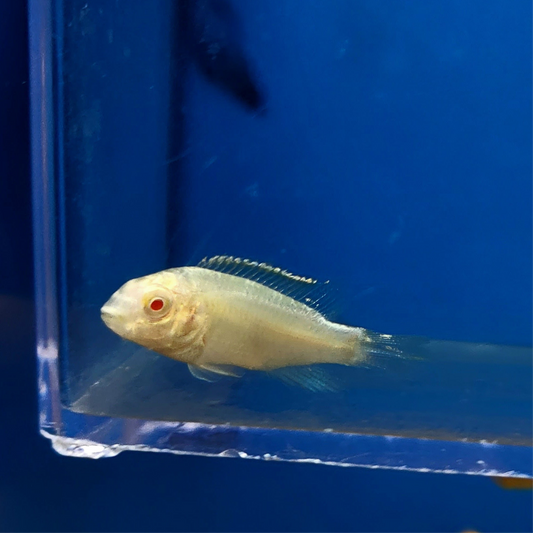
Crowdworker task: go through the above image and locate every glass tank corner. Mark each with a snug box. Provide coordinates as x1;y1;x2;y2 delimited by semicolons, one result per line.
30;0;532;477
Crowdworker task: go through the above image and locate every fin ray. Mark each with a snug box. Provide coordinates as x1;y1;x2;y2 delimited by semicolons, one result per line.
359;331;425;368
268;366;342;392
198;255;337;317
188;364;221;382
201;363;245;378
188;363;244;381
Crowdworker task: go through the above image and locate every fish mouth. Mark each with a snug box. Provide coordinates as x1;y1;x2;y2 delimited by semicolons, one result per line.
101;305;120;329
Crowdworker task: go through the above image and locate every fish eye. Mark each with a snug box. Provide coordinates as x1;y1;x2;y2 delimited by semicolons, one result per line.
143;289;173;319
150;298;165;312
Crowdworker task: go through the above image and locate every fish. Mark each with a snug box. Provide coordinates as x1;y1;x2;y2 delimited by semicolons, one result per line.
101;256;404;389
190;0;265;111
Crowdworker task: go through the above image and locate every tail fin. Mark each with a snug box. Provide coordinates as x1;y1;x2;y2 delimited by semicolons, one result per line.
358;330;424;369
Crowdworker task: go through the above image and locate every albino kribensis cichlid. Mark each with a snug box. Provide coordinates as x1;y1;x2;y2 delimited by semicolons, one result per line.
101;256;404;389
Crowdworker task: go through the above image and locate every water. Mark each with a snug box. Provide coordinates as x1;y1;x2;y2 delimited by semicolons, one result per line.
31;0;532;474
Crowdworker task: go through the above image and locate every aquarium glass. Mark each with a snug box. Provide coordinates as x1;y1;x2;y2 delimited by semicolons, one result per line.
30;0;532;476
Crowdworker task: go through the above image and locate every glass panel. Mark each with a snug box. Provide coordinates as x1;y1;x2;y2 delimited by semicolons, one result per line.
30;0;532;476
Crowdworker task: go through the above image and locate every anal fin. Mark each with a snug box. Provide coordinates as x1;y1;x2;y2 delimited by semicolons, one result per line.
268;366;341;393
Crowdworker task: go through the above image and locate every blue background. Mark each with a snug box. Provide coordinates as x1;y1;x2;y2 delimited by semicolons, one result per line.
48;0;532;453
2;0;532;531
56;0;531;349
179;0;532;348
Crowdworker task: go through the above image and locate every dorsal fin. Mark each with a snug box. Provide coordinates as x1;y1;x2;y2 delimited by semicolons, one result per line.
198;255;317;284
197;255;336;316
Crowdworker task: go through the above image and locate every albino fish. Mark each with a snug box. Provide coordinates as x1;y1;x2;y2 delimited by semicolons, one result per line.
101;256;403;388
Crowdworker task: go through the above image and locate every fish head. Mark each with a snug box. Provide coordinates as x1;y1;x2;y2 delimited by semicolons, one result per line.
101;269;207;362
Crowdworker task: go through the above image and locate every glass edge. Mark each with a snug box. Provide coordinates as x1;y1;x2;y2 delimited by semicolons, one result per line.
28;0;62;433
28;1;532;478
41;410;532;478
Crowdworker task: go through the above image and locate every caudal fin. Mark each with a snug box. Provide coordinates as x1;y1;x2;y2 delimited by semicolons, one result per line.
358;330;424;368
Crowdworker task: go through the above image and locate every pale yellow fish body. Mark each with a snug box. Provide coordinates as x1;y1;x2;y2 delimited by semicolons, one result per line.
182;267;365;370
100;257;386;382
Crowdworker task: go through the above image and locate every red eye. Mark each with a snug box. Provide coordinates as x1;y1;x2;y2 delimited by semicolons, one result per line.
150;298;164;312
